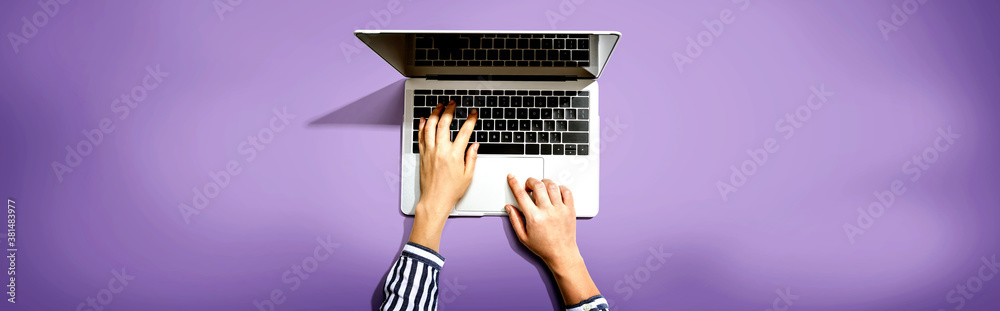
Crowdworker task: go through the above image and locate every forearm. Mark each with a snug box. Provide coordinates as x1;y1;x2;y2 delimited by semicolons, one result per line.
548;253;602;307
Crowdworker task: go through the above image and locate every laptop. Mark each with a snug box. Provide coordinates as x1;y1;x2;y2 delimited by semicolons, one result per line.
356;30;621;217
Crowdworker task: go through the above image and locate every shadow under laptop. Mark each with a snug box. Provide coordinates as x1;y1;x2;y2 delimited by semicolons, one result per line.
309;79;405;128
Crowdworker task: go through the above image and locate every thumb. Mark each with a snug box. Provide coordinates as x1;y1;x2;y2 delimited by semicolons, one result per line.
506;205;528;243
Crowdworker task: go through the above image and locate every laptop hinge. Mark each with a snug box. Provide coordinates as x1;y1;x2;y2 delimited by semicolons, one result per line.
425;75;578;82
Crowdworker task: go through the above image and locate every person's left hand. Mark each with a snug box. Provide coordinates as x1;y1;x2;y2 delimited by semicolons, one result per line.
416;100;479;220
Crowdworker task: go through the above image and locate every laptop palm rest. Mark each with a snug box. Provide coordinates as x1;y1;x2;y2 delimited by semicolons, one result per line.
452;157;544;216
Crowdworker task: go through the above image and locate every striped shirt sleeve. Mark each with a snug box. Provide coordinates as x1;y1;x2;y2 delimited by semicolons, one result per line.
566;295;610;311
380;242;446;311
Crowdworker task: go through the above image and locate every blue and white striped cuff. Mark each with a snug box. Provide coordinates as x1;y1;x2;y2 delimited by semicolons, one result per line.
401;242;446;270
566;295;609;311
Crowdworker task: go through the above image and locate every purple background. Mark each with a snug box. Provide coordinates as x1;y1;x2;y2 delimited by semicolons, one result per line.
2;0;999;310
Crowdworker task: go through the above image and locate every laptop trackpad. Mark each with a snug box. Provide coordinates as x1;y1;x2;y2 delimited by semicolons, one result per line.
454;157;544;214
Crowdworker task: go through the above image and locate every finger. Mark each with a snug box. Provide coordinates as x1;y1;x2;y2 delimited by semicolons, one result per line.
424;103;443;148
542;179;562;206
559;185;575;209
507;174;538;213
417;117;426;153
465;143;479;176
436;101;456;144
525;177;550;207
505;205;529;243
453;109;478;148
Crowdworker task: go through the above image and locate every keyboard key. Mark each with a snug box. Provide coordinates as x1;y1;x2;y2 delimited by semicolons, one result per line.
414;61;430;66
568;120;588;131
414;90;432;95
529;90;541;96
514;132;525;142
500;50;510;60
562;133;588;143
413;142;419;153
527;132;537;143
444;90;456;95
554;39;565;49
560;50;571;60
554;109;564;119
567;109;577;119
450;120;458;130
483;120;494;130
413;130;419;142
541;109;553;119
526;144;540;154
414;96;426;106
517;108;528;119
529;108;540;119
413;119;420;129
501;132;512;142
541;144;552;155
519;120;531;130
535;96;546;106
512;50;523;60
579;39;589;47
478;143;524;154
560;97;571;107
499;96;510;107
475;120;483;130
495;120;506;131
511;97;522;107
456;108;468;118
488;50;498;60
578;144;589;155
504;108;516;119
572;97;589;107
487;96;498;107
523;97;534;107
474;96;486;107
542;39;553;49
480;108;491;119
530;39;541;49
565;145;576;155
489;132;500;142
477;132;488;142
541;90;553;96
553;144;564;155
508;120;518;130
544;120;555;131
414;107;432;118
556;120;567;131
553;132;564;143
579;109;589;119
578;91;589;96
566;39;576;49
425;95;437;106
539;132;549;143
462;96;473;106
531;120;543;131
547;97;558;107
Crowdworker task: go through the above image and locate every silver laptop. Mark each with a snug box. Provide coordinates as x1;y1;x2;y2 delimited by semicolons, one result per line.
356;30;621;217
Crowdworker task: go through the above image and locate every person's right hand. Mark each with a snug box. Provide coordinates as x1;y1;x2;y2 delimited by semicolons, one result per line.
503;174;582;269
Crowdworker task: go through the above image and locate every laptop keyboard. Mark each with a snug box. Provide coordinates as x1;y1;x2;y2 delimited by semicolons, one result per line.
413;34;591;67
412;89;591;156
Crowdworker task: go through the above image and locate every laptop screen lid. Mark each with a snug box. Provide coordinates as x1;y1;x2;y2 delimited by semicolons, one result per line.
355;30;620;79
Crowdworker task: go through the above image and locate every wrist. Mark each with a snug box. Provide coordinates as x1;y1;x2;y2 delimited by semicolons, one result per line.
545;250;585;275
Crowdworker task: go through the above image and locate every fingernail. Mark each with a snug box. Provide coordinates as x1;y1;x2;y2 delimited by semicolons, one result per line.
507;173;514;179
471;109;478;115
474;143;480;150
